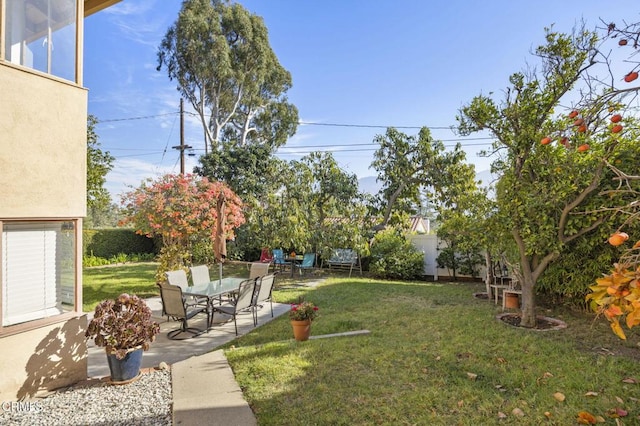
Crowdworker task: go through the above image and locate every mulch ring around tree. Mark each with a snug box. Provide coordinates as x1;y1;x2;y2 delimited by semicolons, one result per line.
496;312;567;331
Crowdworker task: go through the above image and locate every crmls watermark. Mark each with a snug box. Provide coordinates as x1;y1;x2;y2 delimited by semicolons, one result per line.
1;400;44;412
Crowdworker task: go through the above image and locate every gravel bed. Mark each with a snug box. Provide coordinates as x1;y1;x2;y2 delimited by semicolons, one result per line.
0;370;171;426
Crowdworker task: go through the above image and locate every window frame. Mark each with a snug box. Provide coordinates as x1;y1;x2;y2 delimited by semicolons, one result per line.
0;218;83;337
0;0;83;85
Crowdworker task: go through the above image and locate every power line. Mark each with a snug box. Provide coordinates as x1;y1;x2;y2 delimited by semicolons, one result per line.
96;112;179;123
98;110;460;131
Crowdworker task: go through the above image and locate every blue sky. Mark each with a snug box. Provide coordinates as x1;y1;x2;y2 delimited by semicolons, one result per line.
84;1;638;199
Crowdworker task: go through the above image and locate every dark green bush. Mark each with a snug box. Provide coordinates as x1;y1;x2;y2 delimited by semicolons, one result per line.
84;228;156;258
369;228;424;280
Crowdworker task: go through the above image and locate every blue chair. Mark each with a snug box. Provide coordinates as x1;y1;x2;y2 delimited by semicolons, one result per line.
272;249;291;272
297;253;316;275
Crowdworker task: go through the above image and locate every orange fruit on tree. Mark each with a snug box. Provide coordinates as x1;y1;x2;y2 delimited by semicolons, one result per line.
624;71;639;82
612;124;623;133
577;124;587;133
568;110;579;119
611;114;622;123
577;143;589;152
560;137;569;146
608;232;629;246
540;137;552;145
573;118;585;127
619;39;628;46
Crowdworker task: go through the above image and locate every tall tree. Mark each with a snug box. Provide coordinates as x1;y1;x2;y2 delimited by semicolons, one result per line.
458;27;640;327
157;0;298;152
86;115;115;227
370;127;466;231
297;152;367;258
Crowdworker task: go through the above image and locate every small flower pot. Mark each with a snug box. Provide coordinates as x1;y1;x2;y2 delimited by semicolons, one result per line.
504;292;520;309
291;320;311;341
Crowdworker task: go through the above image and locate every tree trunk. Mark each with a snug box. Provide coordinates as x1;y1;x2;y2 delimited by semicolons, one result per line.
485;251;492;296
520;272;536;328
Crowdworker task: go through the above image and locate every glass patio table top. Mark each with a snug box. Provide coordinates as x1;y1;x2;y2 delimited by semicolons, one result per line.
182;277;245;299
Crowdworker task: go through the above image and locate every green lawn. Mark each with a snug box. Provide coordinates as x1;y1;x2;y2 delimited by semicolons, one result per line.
224;279;640;425
82;263;640;424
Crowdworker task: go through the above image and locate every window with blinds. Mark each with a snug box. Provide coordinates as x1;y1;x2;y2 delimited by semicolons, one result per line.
2;221;76;326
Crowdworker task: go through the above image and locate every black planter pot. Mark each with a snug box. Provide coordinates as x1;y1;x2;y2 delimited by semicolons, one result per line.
106;348;143;383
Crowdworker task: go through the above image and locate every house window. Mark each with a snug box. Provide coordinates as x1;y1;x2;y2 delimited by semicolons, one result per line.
4;0;77;82
1;221;76;327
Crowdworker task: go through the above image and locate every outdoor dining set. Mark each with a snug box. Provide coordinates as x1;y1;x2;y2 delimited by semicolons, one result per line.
157;262;276;340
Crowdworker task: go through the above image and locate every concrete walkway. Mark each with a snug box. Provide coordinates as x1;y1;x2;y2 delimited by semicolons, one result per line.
87;295;292;425
86;279;329;424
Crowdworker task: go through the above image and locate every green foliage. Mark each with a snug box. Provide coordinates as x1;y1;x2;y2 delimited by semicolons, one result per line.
370;127;468;231
454;26;640;327
83;252;156;267
86;115;114;212
369;228;424;280
436;245;484;279
83;228;156;258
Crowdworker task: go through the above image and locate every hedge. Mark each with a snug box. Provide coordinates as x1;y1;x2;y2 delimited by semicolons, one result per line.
83;228;156;258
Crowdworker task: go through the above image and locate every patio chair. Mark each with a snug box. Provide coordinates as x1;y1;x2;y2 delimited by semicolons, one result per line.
212;278;257;335
166;269;208;308
272;249;291;272
190;264;222;305
157;283;210;340
259;247;273;263
249;262;270;280
297;253;316;275
253;272;277;321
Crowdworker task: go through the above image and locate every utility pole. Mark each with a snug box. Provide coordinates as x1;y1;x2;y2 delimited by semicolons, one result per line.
172;98;192;174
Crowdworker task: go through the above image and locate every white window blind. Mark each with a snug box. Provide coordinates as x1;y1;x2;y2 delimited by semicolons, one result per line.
2;222;64;326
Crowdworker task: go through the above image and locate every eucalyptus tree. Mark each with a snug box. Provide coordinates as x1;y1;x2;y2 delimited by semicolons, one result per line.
457;27;640;328
157;0;298;153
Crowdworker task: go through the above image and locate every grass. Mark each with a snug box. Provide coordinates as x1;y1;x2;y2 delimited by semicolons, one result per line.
224;279;640;425
82;263;640;424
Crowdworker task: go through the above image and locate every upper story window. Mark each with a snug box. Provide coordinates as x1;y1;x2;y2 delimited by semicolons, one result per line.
4;0;77;82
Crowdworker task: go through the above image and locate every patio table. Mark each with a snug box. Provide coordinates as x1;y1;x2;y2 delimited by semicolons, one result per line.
182;277;245;327
285;255;303;277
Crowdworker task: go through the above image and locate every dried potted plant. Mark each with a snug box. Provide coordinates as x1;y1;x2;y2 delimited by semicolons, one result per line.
85;293;160;383
289;301;319;341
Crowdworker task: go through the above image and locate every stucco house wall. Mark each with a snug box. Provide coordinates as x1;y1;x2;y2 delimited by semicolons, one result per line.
0;65;88;218
0;0;120;401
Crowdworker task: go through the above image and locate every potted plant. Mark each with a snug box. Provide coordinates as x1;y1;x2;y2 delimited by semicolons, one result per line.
85;293;160;383
289;301;319;341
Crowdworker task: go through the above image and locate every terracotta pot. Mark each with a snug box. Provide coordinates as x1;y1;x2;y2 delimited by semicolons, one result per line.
291;319;311;341
504;292;520;309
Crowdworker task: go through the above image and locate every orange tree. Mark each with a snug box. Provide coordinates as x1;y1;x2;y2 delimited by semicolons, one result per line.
120;174;244;281
581;19;640;339
458;25;640;328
